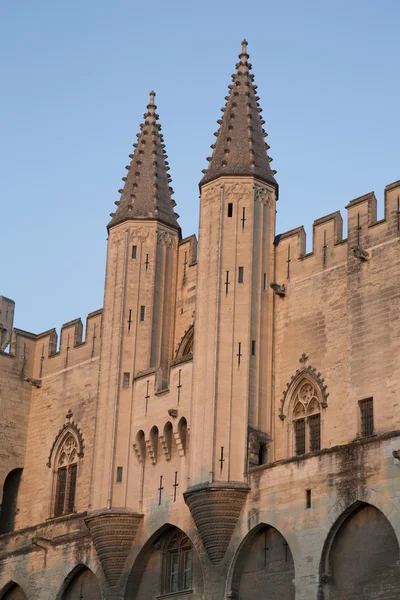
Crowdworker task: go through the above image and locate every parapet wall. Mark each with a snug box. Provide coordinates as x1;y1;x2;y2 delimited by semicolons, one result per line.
1;308;103;381
275;179;400;282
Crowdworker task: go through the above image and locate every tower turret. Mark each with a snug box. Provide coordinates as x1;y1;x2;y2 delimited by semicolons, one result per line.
87;93;180;587
185;41;277;564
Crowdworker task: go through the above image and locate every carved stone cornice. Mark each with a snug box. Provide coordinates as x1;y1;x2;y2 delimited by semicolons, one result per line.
85;509;143;587
184;482;249;564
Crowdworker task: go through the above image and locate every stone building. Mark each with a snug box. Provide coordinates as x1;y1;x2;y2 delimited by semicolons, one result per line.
1;40;400;600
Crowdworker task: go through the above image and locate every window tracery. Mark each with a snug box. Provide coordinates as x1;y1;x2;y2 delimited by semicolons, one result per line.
54;433;79;517
175;325;194;359
292;381;321;455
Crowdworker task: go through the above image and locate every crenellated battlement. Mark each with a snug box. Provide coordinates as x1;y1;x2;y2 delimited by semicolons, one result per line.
0;308;103;380
275;179;400;283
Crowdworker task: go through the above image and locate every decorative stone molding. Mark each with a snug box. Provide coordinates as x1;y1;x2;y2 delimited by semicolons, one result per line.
254;185;272;206
175;324;194;359
145;439;157;465
184;482;249;564
85;509;143;587
132;441;144;463
157;229;177;248
129;227;154;242
173;430;186;457
224;182;250;197
279;364;329;421
47;415;84;468
159;434;171;461
201;185;220;205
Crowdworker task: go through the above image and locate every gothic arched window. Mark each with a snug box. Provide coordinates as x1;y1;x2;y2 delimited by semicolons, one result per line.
292;381;321;455
163;533;193;594
54;433;79;517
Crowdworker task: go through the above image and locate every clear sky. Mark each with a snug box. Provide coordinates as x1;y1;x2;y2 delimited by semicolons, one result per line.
1;0;399;335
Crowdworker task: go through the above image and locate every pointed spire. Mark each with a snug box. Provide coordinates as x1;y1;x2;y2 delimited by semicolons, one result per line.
200;40;278;191
108;91;180;232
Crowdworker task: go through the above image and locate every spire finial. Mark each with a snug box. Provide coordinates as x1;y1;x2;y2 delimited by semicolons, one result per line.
239;39;249;65
200;40;278;194
108;92;180;233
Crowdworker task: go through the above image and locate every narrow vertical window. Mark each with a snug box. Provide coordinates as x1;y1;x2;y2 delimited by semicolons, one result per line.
306;489;311;509
54;467;67;517
238;266;244;284
309;414;321;451
251;340;256;356
360;398;374;437
227;203;233;217
294;419;306;456
258;443;268;465
123;372;130;388
140;306;145;321
131;245;137;259
53;433;79;517
263;273;266;290
116;467;123;483
164;533;193;594
67;463;77;513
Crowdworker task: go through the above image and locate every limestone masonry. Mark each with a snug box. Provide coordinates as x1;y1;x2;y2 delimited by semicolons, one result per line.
1;41;400;600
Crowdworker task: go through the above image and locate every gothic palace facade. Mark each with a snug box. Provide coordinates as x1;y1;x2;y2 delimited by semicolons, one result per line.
1;41;400;600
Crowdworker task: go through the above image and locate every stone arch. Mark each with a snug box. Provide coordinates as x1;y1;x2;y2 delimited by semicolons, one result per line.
149;426;159;464
161;421;173;460
279;364;329;421
318;501;400;600
0;468;23;534
55;565;101;600
133;429;146;463
229;523;295;599
177;417;187;454
280;368;327;457
0;582;27;600
47;420;84;468
175;324;194;359
124;524;204;599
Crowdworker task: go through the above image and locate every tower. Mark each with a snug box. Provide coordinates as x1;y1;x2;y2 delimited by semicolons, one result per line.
184;41;278;564
86;92;181;587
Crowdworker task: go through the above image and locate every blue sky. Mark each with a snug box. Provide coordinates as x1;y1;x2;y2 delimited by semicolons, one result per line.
1;0;399;334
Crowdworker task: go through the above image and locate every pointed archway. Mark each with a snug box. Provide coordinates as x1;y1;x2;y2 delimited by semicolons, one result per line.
0;583;27;600
230;524;295;599
124;525;204;599
319;502;400;599
59;566;101;600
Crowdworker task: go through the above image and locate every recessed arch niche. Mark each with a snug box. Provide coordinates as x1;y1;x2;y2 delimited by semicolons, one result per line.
0;583;27;600
124;524;204;600
58;566;101;600
230;524;295;600
319;502;400;600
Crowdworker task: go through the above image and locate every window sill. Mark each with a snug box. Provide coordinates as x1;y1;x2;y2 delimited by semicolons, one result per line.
157;590;193;599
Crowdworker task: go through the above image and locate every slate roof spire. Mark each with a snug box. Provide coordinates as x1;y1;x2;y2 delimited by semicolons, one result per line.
200;40;278;192
108;91;180;232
